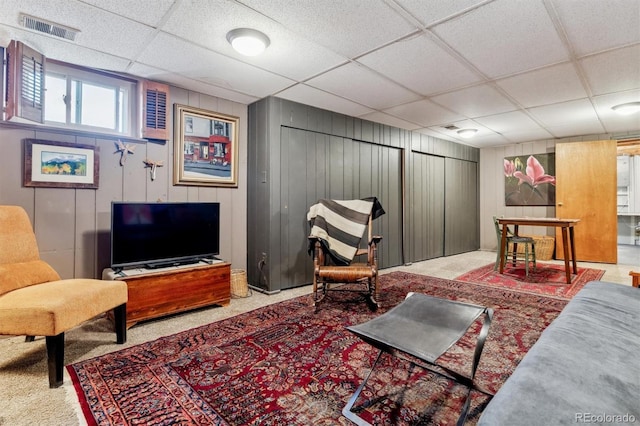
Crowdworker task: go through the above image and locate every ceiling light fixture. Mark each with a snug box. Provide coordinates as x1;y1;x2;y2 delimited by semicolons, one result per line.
226;28;270;56
457;129;478;138
612;102;640;116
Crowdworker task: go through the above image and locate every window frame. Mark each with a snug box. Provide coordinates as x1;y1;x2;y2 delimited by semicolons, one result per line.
44;60;137;137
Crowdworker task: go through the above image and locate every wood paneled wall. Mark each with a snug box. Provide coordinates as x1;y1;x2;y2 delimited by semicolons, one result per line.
0;87;248;279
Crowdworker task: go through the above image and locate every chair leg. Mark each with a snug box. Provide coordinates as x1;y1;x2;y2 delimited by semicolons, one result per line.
532;244;537;271
368;276;379;310
45;333;64;388
114;303;127;344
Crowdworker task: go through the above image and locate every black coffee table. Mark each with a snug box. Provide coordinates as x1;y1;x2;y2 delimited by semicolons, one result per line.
343;292;494;426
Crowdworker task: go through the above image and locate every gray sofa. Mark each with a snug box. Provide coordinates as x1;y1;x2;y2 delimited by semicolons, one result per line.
479;281;639;425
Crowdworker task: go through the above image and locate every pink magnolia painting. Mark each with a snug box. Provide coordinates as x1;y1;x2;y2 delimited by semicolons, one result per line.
504;154;556;206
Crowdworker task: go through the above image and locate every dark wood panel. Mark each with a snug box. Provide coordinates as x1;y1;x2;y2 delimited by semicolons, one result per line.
445;158;479;255
410;153;445;262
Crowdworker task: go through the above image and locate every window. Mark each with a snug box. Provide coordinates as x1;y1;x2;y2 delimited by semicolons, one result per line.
44;62;133;135
3;40;169;141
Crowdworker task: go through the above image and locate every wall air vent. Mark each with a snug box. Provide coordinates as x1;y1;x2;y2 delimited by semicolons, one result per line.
19;13;80;41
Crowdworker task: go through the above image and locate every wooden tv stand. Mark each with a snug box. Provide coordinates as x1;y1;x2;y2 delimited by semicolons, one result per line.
103;261;231;328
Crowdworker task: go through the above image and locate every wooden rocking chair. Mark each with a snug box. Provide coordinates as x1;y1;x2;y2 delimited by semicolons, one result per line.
308;198;384;310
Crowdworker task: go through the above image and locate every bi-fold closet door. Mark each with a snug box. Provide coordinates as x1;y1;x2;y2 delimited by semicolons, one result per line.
409;152;478;262
277;127;403;290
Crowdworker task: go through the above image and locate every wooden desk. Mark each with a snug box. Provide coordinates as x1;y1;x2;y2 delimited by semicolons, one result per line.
498;218;580;284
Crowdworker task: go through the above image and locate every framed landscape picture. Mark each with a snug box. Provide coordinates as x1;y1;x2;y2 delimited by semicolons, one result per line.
23;139;99;189
173;104;239;187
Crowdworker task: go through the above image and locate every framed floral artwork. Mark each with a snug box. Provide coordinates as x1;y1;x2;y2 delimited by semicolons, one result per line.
504;153;555;206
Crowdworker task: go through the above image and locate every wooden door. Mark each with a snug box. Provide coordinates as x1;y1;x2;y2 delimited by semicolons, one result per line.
555;140;617;263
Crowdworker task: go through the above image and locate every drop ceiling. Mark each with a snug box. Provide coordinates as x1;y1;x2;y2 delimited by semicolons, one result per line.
0;0;639;148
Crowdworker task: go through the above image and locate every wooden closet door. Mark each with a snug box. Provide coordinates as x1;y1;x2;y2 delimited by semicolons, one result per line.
555;140;617;263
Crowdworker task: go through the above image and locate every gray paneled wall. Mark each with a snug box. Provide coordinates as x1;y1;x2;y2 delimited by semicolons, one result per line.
445;158;479;255
410;152;445;261
248;97;479;292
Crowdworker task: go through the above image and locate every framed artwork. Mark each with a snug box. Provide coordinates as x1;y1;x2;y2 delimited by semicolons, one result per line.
23;139;99;189
504;153;556;206
173;103;239;187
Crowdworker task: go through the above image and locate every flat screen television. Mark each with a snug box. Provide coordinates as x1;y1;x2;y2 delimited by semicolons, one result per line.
110;201;220;271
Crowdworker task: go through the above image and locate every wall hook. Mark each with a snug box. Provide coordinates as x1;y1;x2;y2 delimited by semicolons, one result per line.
143;159;164;181
114;140;136;166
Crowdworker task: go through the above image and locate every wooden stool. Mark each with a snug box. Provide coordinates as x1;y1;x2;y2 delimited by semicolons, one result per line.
630;271;640;288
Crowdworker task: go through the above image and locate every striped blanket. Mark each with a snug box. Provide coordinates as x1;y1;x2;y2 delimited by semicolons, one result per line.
307;197;385;265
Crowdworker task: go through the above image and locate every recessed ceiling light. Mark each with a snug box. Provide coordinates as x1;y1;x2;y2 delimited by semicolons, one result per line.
226;28;270;56
457;129;478;138
612;102;640;116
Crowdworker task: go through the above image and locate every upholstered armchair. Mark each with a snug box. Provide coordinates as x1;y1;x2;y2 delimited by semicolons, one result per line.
0;205;128;387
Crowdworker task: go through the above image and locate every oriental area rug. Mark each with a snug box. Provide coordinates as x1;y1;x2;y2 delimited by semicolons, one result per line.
455;262;605;299
68;272;569;426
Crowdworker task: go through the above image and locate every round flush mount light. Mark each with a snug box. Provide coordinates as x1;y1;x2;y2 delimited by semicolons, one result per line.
457;128;478;138
226;28;270;56
612;102;640;116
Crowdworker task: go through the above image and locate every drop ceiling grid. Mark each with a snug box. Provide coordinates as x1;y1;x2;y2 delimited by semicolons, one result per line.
304;62;422;110
495;62;589;108
431;0;570;79
355;34;483;97
550;0;640;57
237;0;419;58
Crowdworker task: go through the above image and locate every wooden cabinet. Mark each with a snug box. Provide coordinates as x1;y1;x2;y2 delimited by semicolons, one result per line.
104;262;231;328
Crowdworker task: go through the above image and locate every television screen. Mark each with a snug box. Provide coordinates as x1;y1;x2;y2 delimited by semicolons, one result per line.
110;202;220;270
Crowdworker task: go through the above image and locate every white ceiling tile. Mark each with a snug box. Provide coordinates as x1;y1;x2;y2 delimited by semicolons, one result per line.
162;0;348;81
0;0;156;58
414;127;460;143
276;84;375;118
358;111;422;130
475;111;543;133
496;62;589;108
430;84;518;118
545;121;607;138
127;63;260;105
432;0;569;78
501;128;555;143
78;0;175;27
357;33;481;96
384;99;464;127
395;0;489;27
593;90;640;133
454;133;511;148
580;44;640;96
1;28;132;72
551;0;640;56
236;0;418;57
527;98;603;128
137;33;294;98
305;62;421;110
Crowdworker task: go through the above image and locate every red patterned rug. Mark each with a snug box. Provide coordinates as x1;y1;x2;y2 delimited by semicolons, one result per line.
454;262;605;299
68;272;569;425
